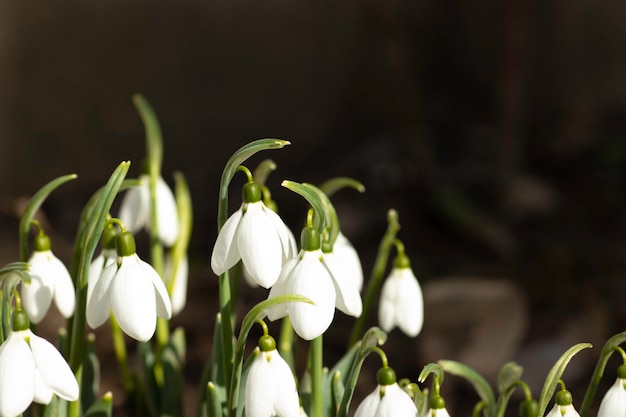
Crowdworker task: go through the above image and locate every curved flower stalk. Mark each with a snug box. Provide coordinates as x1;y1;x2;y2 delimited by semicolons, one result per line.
354;366;417;417
245;333;300;417
87;228;172;341
378;243;423;337
21;230;75;324
118;174;180;247
211;174;297;289
597;364;626;417
0;310;78;417
267;226;364;340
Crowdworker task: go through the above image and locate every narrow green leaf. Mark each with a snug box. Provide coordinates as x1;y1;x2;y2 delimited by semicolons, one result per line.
207;382;224;417
84;392;113;417
318;177;366;197
252;159;277;186
19;173;77;261
439;360;496;416
167;172;193;297
161;343;184;417
81;333;101;412
537;342;593;417
133;93;163;174
331;371;345;416
418;363;445;386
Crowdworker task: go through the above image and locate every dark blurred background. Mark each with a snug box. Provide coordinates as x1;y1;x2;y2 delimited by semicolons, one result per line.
1;0;626;415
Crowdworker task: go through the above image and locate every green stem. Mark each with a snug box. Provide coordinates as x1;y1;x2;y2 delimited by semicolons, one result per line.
349;209;400;346
310;335;324;417
110;315;134;392
279;316;296;373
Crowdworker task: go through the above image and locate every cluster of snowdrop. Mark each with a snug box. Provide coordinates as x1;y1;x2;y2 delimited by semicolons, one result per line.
0;100;625;417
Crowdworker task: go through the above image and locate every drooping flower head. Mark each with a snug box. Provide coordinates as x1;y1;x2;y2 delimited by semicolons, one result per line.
119;173;179;247
354;366;417;417
87;228;172;341
597;364;626;417
545;386;580;417
211;178;296;288
245;333;300;417
0;310;79;417
378;245;424;338
87;224;118;307
21;231;75;324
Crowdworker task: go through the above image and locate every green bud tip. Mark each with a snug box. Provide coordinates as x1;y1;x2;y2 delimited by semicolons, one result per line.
242;182;262;203
34;234;51;252
555;390;572;406
101;226;119;250
376;367;396;386
301;226;320;251
12;310;30;331
258;335;276;352
116;231;136;257
394;253;411;269
519;399;538;417
429;395;446;410
618;364;626;379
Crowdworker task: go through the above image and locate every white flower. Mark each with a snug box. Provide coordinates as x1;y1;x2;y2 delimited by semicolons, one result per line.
0;327;79;417
119;174;179;247
164;254;188;316
597;377;626;417
545;403;580;417
354;382;417;417
86;232;172;341
245;345;300;417
87;248;116;306
378;266;424;337
332;232;364;291
21;249;75;324
322;242;362;318
211;183;296;288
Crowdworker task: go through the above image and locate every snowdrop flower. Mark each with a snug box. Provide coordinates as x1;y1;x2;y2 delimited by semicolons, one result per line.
378;251;424;337
211;181;296;288
331;232;364;291
87;230;172;341
545;388;580;417
268;226;361;340
354;367;416;417
21;233;75;324
0;310;78;417
321;237;362;317
87;225;118;306
119;174;179;247
164;253;188;316
245;334;300;417
597;365;626;417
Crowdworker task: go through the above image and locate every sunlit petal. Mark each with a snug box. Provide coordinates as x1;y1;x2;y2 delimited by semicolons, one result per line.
33;371;53;404
87;249;116;305
0;332;36;417
333;233;364;291
598;378;626;417
211;208;243;276
119;179;149;234
265;207;298;262
268;351;300;417
245;350;277;417
165;254;188;315
29;332;79;401
354;387;381;417
138;258;172;319
21;272;53;324
86;263;117;329
377;384;417;417
266;257;299;321
48;254;76;318
153;177;180;247
322;253;362;317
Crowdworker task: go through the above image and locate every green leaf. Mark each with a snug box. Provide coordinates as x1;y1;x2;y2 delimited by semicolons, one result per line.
133;93;163;175
439;360;496;417
81;333;101;412
331;371;345;416
84;392;113;417
167;172;193;297
418;363;445;386
19;174;77;261
161;343;184;417
252;159;277;186
497;362;524;395
537;342;593;417
206;382;224;417
318;177;366;197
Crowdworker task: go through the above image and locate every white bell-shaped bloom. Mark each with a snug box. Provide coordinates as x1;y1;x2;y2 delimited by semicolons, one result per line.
545;403;580;417
378;262;424;337
164;253;188;316
332;232;364;291
21;240;75;324
354;382;417;417
87;231;172;341
597;376;626;417
119;174;179;247
245;337;300;417
322;241;362;318
0;316;78;417
211;182;297;288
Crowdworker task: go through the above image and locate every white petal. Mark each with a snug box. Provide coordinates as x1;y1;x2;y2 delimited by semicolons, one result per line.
211;208;243;276
333;233;364;291
138;258;172;319
266;257;299;321
86;262;117;329
33;371;53;404
354;386;381;417
545;404;580;417
394;269;424;337
165;254;188;315
237;203;284;288
322;253;362;317
264;207;298;261
427;408;451;417
29;332;79;401
245;350;277;417
47;253;76;318
153;177;180;246
377;384;417;417
242;263;260;288
268;350;300;417
598;378;626;417
87;250;116;305
0;332;36;417
21;272;53;324
378;275;399;333
118;179;150;233
286;251;336;340
111;259;158;341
